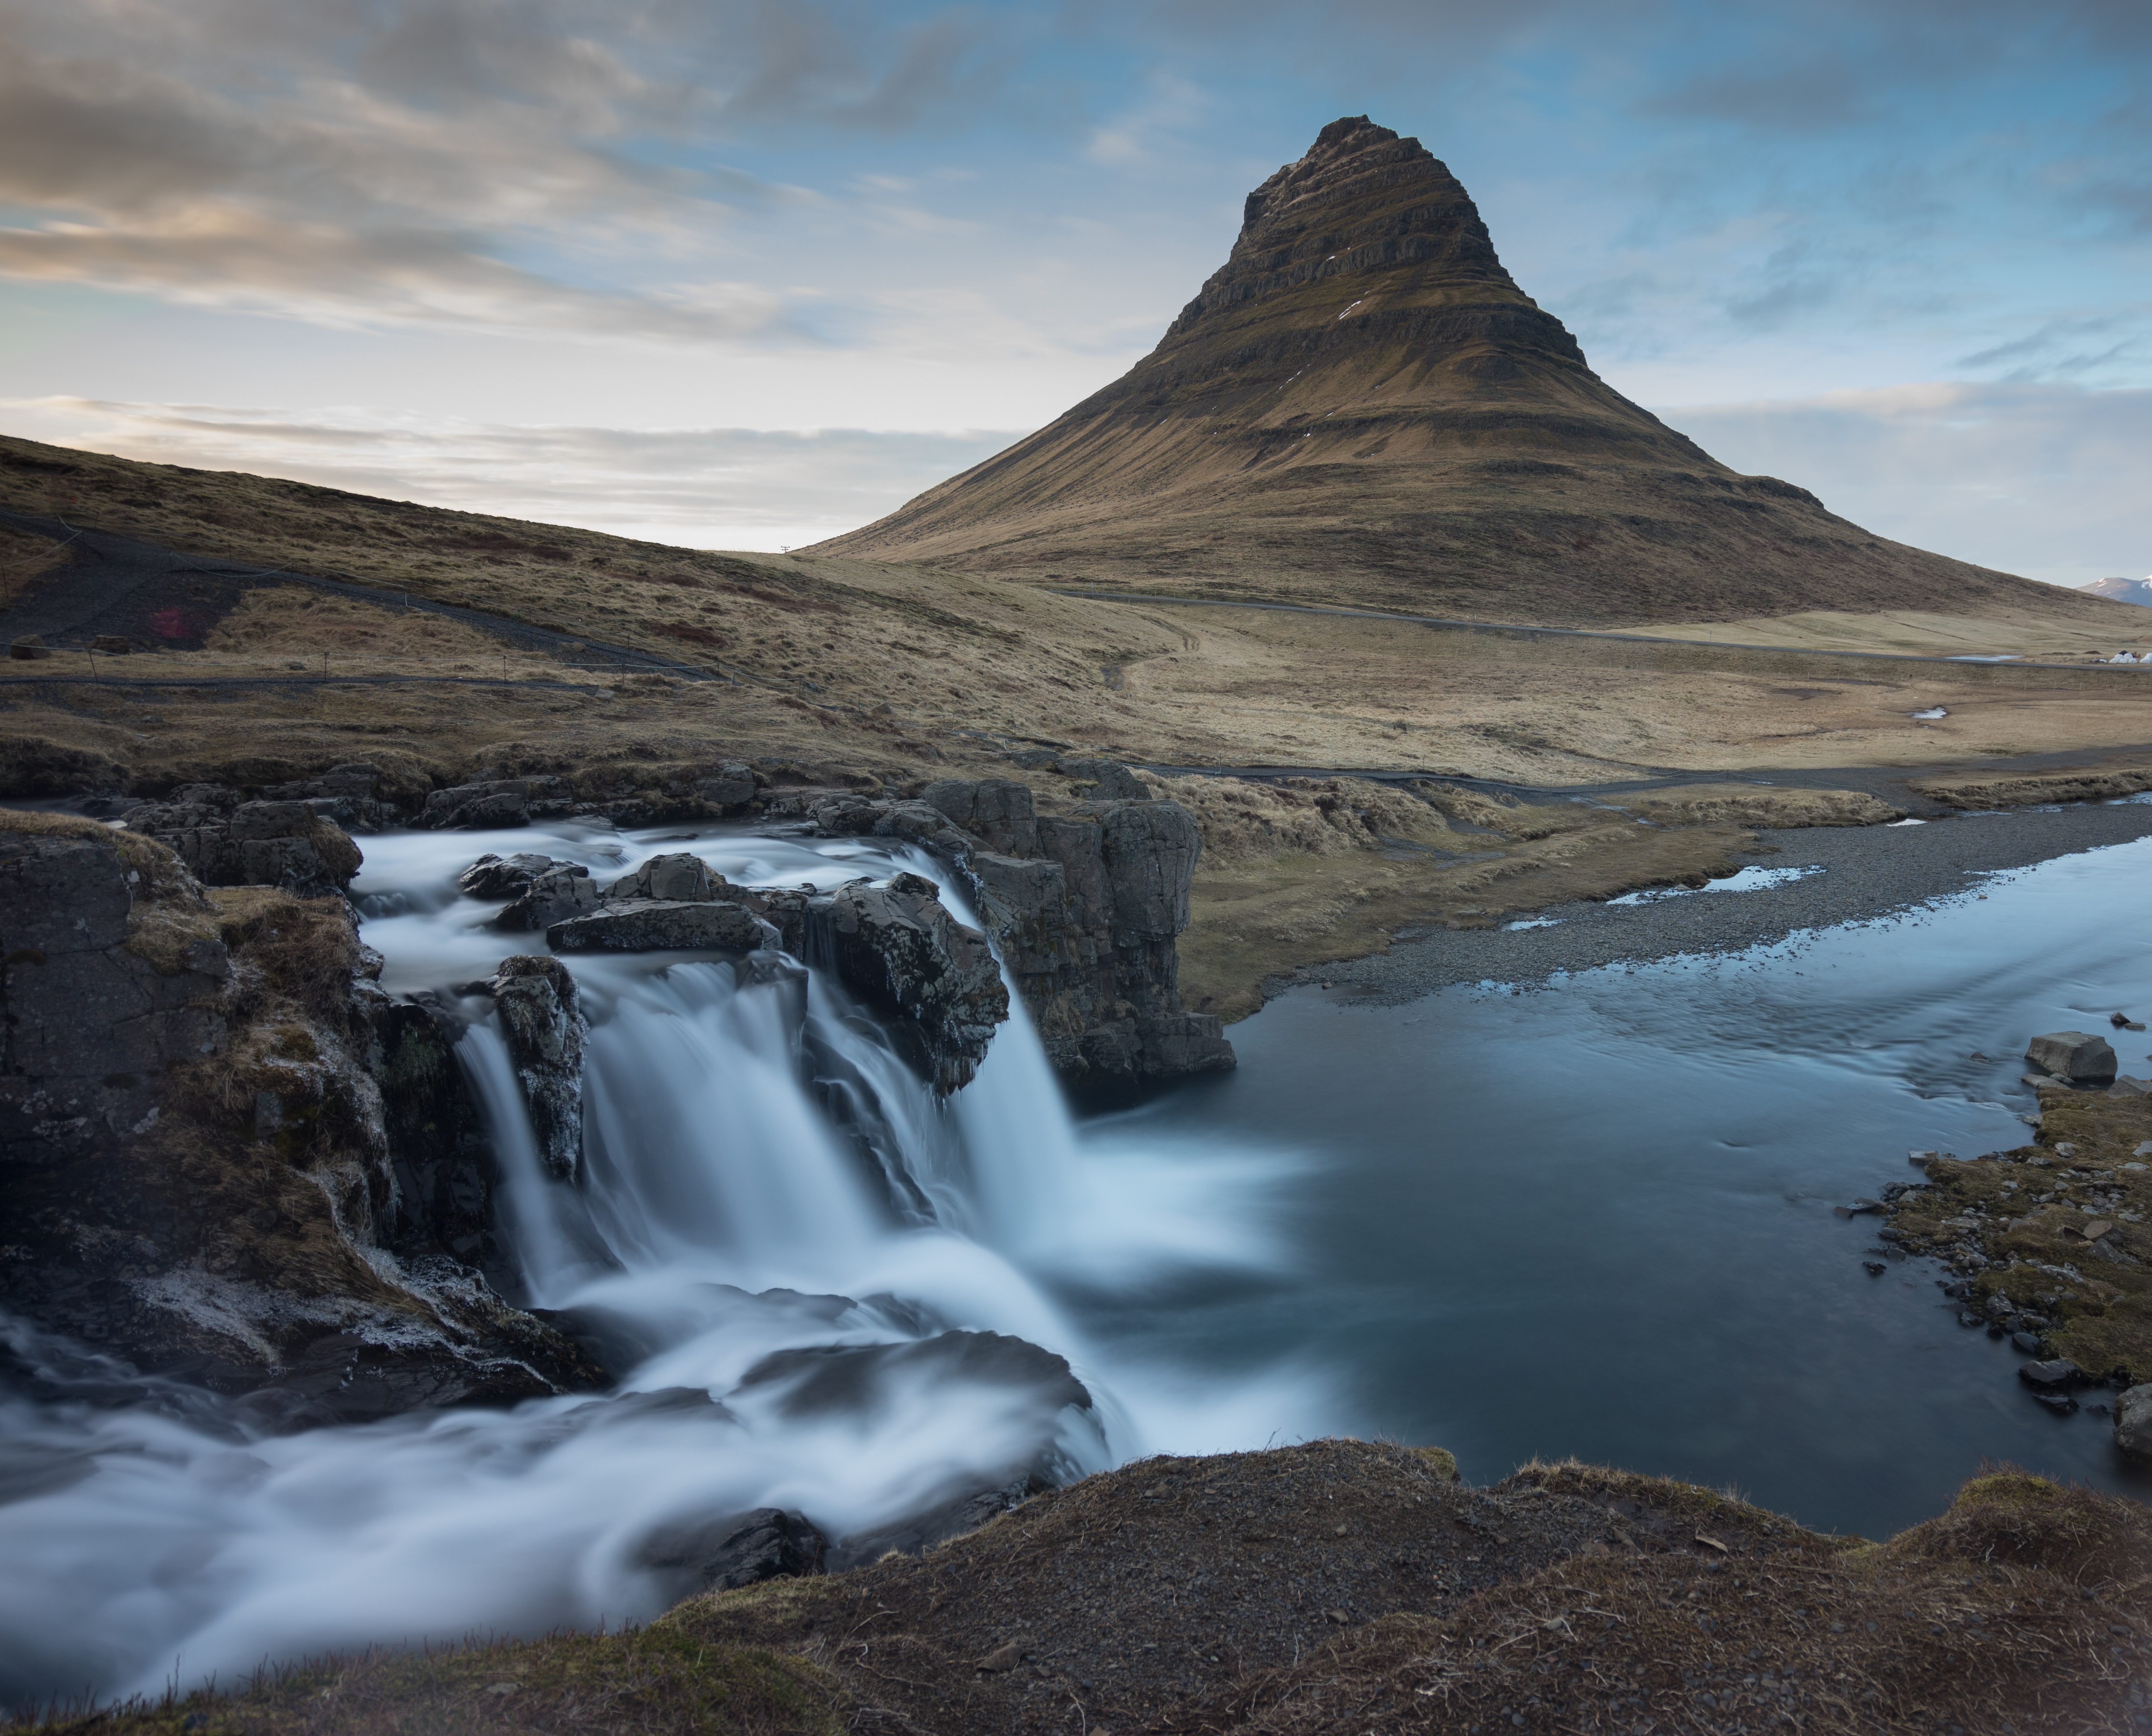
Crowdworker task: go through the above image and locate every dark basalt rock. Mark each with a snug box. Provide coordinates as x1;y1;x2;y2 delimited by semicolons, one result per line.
486;956;586;1181
126;798;363;898
2;821;603;1426
549;899;775;953
815;780;1233;1088
0;828;229;1169
639;1507;828;1600
421;775;573;830
603;851;727;904
458;851;563;900
805;874;1008;1094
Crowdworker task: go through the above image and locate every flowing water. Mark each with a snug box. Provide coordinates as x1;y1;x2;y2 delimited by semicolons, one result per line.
1;821;2148;1706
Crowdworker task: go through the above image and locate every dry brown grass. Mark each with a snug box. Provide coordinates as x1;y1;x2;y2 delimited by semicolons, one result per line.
1167;1462;2150;1736
23;1630;844;1736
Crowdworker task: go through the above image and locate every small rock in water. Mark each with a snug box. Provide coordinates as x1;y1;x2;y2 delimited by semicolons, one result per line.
2011;1331;2044;1355
2108;1011;2145;1030
2017;1358;2083;1389
2032;1392;2079;1415
1958;1311;1983;1328
1863;1261;1887;1276
1909;1148;1939;1167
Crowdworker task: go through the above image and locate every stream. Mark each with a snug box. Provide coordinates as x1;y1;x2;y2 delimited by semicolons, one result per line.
0;819;2147;1705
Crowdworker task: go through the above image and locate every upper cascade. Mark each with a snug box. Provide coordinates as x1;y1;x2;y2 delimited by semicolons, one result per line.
819;117;2070;630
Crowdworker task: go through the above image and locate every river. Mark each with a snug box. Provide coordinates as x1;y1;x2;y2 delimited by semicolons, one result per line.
0;817;2146;1705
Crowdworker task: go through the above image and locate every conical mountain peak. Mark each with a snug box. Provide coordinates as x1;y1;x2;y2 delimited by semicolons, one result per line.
823;119;2057;628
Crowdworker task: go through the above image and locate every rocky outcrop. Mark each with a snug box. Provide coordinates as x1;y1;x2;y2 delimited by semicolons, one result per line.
800;874;1008;1094
421;775;575;830
1;820;230;1167
0;812;603;1426
483;957;587;1182
813;775;1233;1088
125;792;363;899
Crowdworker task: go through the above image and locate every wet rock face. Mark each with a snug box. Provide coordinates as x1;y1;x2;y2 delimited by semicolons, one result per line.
640;1507;828;1600
822;777;1232;1088
806;874;1009;1094
549;900;774;953
486;956;586;1181
126;798;363;898
0;829;229;1167
3;827;603;1426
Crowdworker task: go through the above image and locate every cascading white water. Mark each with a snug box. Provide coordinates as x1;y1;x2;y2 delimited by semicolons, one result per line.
0;822;1320;1709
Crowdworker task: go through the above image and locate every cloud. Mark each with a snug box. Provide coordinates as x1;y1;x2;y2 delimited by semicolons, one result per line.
3;394;1027;550
0;0;1032;340
1662;380;2152;586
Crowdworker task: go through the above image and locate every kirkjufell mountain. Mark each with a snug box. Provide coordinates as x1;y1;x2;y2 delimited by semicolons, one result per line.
824;117;2113;629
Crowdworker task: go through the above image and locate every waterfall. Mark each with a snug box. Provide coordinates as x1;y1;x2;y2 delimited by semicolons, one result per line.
0;822;1313;1709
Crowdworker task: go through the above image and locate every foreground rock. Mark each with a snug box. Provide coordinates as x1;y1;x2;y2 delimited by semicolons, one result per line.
811;774;1233;1088
0;810;601;1426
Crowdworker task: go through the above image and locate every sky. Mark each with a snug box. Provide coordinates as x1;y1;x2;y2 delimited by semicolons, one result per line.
1;0;2148;587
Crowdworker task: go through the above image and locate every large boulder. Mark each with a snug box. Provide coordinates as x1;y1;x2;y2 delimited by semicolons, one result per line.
2119;1384;2152;1461
549;900;775;953
806;874;1008;1094
487;956;586;1182
2025;1032;2118;1086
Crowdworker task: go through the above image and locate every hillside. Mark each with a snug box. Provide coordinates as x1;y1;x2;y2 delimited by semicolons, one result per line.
822;117;2124;633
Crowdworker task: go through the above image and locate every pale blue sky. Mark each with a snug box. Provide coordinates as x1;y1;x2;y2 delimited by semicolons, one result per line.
2;0;2147;584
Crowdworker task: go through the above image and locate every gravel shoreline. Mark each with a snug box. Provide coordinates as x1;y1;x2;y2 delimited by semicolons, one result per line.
1290;796;2152;1003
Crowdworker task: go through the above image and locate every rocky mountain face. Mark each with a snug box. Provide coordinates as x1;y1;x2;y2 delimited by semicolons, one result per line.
824;116;2084;628
2083;577;2152;608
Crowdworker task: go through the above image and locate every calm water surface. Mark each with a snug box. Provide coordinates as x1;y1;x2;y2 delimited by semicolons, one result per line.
1074;833;2152;1538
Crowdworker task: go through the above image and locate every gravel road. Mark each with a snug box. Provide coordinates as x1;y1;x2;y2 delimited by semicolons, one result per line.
1300;796;2152;1002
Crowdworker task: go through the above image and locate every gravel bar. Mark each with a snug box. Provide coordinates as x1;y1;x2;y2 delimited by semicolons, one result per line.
1298;797;2152;1002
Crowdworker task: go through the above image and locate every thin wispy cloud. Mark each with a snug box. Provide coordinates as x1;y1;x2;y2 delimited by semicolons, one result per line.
4;395;1026;550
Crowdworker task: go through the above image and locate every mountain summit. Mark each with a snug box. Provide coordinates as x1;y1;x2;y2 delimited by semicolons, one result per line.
823;117;2080;628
